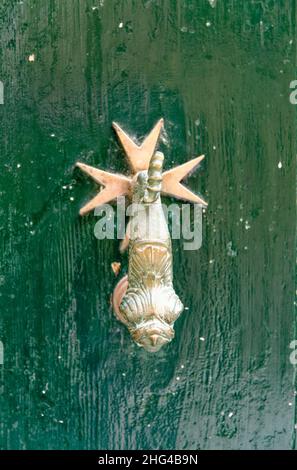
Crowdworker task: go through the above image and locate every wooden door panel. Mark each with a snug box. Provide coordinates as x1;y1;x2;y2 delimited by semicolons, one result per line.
0;0;295;450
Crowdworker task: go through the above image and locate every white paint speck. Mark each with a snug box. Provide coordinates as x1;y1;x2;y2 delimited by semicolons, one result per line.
184;306;189;310
289;402;293;406
176;376;180;381
70;197;74;201
228;412;234;418
295;423;297;430
58;420;64;424
28;54;35;62
17;163;21;168
50;133;55;137
206;21;211;27
199;337;205;342
180;364;185;369
278;161;282;169
62;186;67;190
209;259;214;264
213;145;216;150
122;372;126;377
227;241;237;257
119;22;123;28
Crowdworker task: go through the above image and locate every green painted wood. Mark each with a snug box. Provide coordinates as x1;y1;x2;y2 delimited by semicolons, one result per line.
0;0;296;450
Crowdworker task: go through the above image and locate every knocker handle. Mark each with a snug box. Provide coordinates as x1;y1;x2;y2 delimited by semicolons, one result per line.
76;119;207;352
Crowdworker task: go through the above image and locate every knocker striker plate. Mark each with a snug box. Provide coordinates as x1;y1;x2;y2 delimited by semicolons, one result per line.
76;119;207;353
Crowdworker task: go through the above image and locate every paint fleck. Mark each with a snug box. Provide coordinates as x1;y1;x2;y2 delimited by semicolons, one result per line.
119;22;123;28
227;241;237;257
199;337;205;342
278;161;282;169
28;54;35;62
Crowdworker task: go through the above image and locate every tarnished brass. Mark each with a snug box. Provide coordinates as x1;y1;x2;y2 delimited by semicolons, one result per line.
77;119;207;352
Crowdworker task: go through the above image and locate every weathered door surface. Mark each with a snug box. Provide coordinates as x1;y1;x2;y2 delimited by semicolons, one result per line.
0;0;296;450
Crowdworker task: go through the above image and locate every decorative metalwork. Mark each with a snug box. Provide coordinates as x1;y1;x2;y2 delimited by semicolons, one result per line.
77;119;207;352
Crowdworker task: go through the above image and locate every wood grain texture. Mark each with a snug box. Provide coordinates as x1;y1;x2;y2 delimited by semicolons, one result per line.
0;0;296;449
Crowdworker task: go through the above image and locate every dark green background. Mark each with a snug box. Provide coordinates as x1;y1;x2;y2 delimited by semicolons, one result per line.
0;0;296;450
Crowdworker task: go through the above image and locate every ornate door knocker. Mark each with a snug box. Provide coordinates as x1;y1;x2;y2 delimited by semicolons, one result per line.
77;119;207;352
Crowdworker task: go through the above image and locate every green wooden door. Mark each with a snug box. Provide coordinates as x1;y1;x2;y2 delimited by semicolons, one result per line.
0;0;295;450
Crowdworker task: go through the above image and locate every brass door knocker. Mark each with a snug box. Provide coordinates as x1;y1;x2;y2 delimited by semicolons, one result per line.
77;119;207;352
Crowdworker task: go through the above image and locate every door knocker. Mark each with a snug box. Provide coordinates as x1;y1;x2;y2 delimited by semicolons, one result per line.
76;119;207;352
